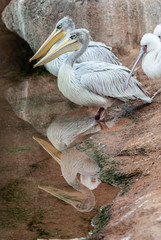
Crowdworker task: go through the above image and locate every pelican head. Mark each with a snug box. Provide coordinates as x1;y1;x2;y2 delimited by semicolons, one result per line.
124;33;161;89
141;33;161;53
34;28;90;68
29;16;75;62
153;24;161;40
69;28;90;45
56;16;75;32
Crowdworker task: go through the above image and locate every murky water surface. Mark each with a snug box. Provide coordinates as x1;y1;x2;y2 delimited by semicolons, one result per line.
0;71;119;240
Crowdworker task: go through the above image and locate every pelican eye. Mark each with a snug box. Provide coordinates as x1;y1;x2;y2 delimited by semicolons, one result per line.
57;24;62;30
70;34;77;40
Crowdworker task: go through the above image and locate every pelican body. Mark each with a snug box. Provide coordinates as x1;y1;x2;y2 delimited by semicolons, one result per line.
34;28;152;121
124;33;161;89
30;16;121;76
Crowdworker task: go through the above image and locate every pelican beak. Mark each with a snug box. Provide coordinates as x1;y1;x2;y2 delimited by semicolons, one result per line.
38;185;83;208
123;47;145;90
32;136;62;164
33;37;81;68
29;29;67;62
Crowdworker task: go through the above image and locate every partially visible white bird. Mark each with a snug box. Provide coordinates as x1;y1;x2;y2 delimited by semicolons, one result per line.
124;33;161;89
33;28;152;121
153;23;161;40
30;16;121;76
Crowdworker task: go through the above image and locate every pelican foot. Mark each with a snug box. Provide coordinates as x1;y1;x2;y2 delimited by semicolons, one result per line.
121;102;149;117
38;185;94;212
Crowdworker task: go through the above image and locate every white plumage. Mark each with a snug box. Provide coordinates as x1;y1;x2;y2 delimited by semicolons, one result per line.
141;33;161;79
153;23;161;40
124;33;161;89
35;28;152;121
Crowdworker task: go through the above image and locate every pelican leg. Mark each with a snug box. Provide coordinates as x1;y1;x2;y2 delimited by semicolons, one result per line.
96;108;108;122
95;107;105;121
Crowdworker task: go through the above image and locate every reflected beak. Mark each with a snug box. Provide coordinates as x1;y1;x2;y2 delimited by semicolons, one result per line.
29;29;67;62
32;136;62;164
33;37;81;68
124;47;145;90
38;185;83;207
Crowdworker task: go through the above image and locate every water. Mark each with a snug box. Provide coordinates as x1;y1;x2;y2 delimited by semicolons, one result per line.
0;70;120;239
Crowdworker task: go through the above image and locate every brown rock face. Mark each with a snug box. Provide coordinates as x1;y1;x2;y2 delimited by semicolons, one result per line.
0;0;19;71
2;0;161;54
0;0;34;72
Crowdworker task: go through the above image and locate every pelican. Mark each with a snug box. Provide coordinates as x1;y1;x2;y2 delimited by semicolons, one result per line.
153;23;161;40
124;33;161;89
33;136;100;212
32;117;102;212
30;16;121;76
33;28;152;121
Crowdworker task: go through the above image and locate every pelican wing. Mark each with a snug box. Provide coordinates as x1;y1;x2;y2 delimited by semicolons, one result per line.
88;40;112;50
76;41;121;65
76;62;151;102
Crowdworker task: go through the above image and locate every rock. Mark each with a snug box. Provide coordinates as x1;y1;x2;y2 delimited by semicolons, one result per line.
0;0;21;71
0;0;36;72
2;0;161;55
6;74;81;134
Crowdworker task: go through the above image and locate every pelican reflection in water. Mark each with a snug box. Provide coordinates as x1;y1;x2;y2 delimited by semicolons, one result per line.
33;28;152;122
30;16;121;77
33;117;102;212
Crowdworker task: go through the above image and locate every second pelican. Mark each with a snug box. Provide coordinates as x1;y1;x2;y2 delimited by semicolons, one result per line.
33;29;152;121
124;33;161;89
30;16;121;77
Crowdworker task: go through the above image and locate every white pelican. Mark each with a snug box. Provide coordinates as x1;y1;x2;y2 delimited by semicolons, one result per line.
153;23;161;40
33;29;152;121
124;33;161;89
30;16;121;76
